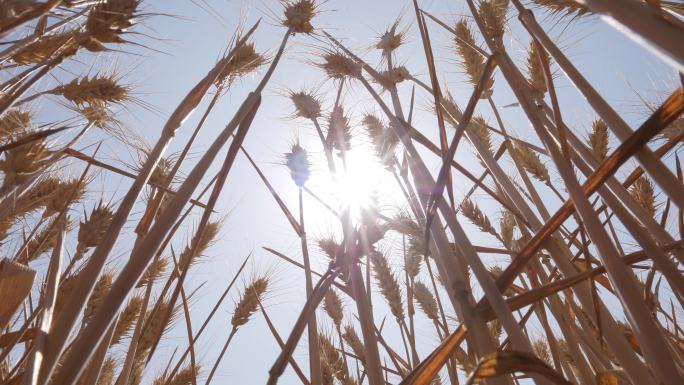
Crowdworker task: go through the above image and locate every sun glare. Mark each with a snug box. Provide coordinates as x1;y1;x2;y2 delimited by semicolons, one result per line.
311;144;396;222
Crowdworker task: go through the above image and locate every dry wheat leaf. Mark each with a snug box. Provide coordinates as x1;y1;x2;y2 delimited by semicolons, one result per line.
465;350;573;385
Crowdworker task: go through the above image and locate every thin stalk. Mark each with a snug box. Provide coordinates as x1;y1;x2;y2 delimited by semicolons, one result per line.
266;269;339;385
161;255;250;385
298;188;322;385
177;253;199;385
258;300;311;385
204;329;237;385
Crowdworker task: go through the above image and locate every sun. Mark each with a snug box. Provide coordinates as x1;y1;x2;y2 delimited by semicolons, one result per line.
310;143;397;222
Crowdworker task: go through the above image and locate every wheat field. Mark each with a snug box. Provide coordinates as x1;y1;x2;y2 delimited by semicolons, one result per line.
1;1;684;385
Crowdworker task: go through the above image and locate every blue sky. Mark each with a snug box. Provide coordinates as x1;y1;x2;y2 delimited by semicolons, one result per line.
35;1;683;384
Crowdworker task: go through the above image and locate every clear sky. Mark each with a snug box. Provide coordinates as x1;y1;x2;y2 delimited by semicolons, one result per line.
43;1;681;384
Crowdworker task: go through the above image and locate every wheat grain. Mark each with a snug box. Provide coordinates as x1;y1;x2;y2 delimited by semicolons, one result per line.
404;253;421;279
76;202;114;255
85;0;141;44
342;325;365;364
43;178;86;217
318;51;362;80
370;251;404;320
112;295;144;345
12;32;78;64
0;176;56;239
489;319;502;342
97;356;117;385
631;176;656;217
323;288;344;328
290;90;322;119
138;257;168;288
376;66;410;89
0;135;48;189
139;299;178;355
231;276;268;328
174;220;220;278
0;109;31;138
21;217;71;263
317;237;339;261
533;0;589;16
527;41;548;100
78;104;118;131
361;114;397;167
376;21;405;56
460;198;499;239
470;116;493;158
479;0;509;45
499;210;516;250
51;75;130;107
389;212;426;259
216;42;266;86
328;106;352;154
83;272;113;324
319;333;350;384
153;364;200;385
454;20;493;98
282;0;317;34
533;339;552;365
588;119;609;161
413;281;438;321
512;142;550;183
